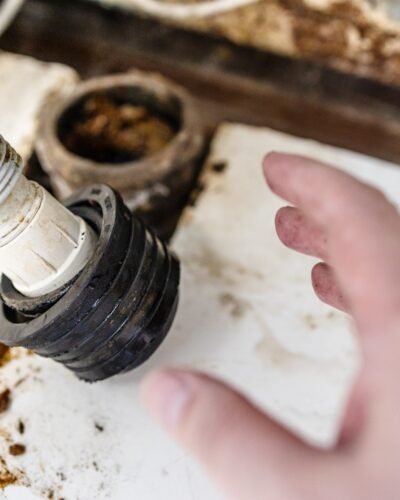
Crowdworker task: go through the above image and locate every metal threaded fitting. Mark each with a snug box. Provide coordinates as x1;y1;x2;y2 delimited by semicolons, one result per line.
0;135;23;205
0;136;96;297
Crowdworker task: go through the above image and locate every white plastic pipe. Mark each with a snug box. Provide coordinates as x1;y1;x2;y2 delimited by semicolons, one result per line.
97;0;261;19
0;0;25;37
0;137;96;298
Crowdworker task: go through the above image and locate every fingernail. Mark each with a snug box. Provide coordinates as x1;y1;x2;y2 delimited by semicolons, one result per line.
263;151;284;166
140;370;191;431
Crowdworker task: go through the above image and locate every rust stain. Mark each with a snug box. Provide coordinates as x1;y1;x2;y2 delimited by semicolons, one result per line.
9;444;26;457
0;389;11;414
0;344;11;368
327;0;366;22
60;94;177;164
291;15;349;59
0;457;19;490
0;468;18;489
0;347;33;368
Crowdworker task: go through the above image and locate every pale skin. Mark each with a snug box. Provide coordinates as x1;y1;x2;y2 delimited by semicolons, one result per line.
140;152;400;500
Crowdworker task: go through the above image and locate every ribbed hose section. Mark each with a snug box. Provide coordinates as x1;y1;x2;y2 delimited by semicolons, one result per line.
0;136;23;204
0;185;180;382
38;220;179;382
70;224;179;381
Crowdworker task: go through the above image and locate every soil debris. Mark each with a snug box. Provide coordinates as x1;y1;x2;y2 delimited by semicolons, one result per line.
0;468;17;489
94;422;104;433
17;420;25;435
0;389;11;413
219;292;250;319
211;161;228;173
0;344;11;368
60;94;177;163
9;444;26;456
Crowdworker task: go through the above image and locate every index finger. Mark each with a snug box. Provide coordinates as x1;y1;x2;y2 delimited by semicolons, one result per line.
263;152;400;335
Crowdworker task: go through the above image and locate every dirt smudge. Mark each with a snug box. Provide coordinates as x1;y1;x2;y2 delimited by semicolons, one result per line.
0;389;11;413
9;444;26;456
304;313;318;330
218;292;250;319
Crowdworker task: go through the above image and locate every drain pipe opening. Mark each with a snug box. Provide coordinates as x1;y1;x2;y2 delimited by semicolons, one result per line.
36;71;206;240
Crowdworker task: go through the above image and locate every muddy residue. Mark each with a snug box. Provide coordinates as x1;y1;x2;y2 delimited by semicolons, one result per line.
188;179;207;208
185;242;264;286
218;292;250;319
185;0;400;85
0;347;34;369
326;310;336;320
94;422;105;433
255;332;324;370
304;313;318;330
254;315;348;373
59;94;178;164
0;389;11;413
292;15;349;59
8;444;26;457
0;469;17;489
211;161;228;174
0;344;11;368
17;420;25;435
0;457;20;489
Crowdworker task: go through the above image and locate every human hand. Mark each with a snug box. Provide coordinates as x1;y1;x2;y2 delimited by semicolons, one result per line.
141;153;400;500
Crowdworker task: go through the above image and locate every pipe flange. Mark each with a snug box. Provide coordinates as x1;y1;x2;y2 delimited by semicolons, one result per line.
0;276;75;317
36;71;207;239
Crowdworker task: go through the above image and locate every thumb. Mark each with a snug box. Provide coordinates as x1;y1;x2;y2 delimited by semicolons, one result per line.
140;369;325;500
